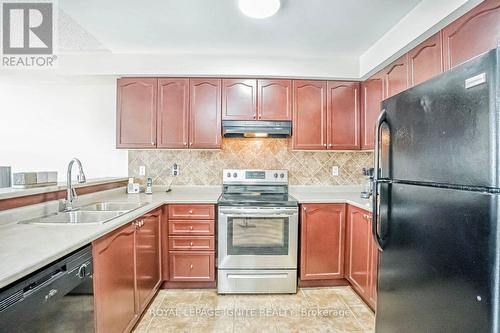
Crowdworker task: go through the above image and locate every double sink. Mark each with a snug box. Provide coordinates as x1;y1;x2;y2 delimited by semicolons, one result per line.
19;202;148;226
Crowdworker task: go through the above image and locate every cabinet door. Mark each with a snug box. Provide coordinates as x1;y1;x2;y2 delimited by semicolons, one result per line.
157;78;189;148
116;78;157;148
442;0;500;70
345;206;371;298
169;252;215;281
300;204;346;280
292;80;328;150
135;210;162;312
383;54;408;98
327;81;360;150
222;79;257;120
257;79;292;120
189;78;222;148
408;32;443;87
361;75;384;150
93;224;136;333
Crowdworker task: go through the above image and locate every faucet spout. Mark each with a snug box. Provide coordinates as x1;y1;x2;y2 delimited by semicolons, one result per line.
65;158;86;211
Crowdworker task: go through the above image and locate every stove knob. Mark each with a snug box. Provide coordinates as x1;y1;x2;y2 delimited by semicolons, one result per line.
280;173;285;178
233;172;238;178
227;172;231;178
274;173;278;178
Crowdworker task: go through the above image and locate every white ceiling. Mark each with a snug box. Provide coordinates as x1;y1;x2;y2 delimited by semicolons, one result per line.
58;0;421;59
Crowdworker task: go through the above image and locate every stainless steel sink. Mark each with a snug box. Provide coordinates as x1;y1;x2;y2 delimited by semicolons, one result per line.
78;202;147;212
19;211;126;225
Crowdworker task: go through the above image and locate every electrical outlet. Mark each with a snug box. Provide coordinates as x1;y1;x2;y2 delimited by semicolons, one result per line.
171;163;179;176
331;166;339;177
139;166;146;176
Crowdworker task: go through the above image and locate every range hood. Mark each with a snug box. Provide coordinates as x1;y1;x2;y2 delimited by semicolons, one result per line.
222;120;292;138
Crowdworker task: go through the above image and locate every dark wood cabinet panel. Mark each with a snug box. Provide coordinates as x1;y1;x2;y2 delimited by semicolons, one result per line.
257;79;292;120
361;75;384;150
168;204;215;220
168;220;215;236
93;223;137;333
169;251;215;281
383;54;408;98
135;210;162;312
300;204;346;281
189;78;222;148
408;32;443;87
222;79;257;120
327;81;360;150
169;236;215;251
157;78;189;148
442;0;500;70
292;80;328;150
116;78;157;149
345;206;371;298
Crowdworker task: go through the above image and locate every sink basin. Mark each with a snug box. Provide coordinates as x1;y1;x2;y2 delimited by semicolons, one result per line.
19;211;126;225
78;202;147;212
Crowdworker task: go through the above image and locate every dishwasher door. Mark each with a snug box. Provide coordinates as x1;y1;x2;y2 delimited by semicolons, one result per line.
0;245;94;333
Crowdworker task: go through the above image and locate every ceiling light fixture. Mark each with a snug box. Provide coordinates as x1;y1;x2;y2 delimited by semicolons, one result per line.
238;0;281;19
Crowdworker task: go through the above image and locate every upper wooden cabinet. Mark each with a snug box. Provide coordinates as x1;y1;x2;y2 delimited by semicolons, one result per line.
382;54;408;98
361;75;384;150
442;0;500;70
222;79;257;120
116;78;157;149
189;79;222;148
408;32;443;87
327;81;360;150
157;78;189;148
300;204;346;281
292;80;328;150
257;79;292;120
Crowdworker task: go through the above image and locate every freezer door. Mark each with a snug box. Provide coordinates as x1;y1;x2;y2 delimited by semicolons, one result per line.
376;183;499;333
381;47;499;188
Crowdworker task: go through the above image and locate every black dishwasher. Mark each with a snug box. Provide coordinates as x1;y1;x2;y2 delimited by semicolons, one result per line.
0;245;94;333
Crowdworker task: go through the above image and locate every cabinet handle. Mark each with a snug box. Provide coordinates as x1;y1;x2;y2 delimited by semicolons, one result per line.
189;226;193;230
328;144;332;147
190;264;194;269
189;142;192;146
188;210;193;214
184;142;187;146
151;141;155;146
190;241;193;247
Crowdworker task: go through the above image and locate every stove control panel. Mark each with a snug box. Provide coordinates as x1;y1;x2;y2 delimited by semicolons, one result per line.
223;169;288;184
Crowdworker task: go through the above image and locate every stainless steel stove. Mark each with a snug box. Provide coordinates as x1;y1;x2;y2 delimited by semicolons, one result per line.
217;169;298;294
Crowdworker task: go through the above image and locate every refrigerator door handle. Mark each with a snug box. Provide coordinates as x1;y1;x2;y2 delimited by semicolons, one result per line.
373;109;388;250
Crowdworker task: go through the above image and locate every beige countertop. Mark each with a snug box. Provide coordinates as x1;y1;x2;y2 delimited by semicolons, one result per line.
0;184;371;289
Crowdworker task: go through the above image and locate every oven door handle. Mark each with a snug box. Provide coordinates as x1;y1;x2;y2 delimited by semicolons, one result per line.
219;209;298;217
221;213;297;219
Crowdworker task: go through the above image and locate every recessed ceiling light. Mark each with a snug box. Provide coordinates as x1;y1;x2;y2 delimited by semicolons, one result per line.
238;0;281;19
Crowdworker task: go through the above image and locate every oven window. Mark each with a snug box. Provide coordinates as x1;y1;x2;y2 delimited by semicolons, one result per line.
227;217;289;255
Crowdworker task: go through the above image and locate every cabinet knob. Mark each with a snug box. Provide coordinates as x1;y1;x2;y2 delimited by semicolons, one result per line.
303;207;307;211
151;141;155;146
190;241;193;247
329;144;332;147
184;142;187;146
189;210;193;214
323;144;327;147
190;264;194;269
253;114;256;119
189;226;193;230
189;142;192;146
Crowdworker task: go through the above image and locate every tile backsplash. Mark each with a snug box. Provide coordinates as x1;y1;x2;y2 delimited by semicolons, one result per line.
128;139;373;186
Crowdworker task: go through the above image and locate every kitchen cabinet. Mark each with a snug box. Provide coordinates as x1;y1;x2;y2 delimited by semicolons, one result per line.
222;79;257;120
408;32;443;87
116;78;157;149
93;209;162;333
442;0;500;70
382;54;408;98
300;204;346;281
327;81;361;150
345;205;377;310
361;74;384;150
169;252;215;281
157;78;189;148
189;78;222;148
257;79;293;120
292;80;328;150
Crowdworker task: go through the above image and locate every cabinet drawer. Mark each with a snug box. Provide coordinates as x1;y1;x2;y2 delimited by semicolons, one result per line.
169;252;215;281
169;236;215;251
168;205;215;220
168;220;214;236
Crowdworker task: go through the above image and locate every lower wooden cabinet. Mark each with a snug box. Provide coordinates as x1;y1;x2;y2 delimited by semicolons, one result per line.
169;252;215;281
345;205;378;310
93;209;162;333
300;204;346;281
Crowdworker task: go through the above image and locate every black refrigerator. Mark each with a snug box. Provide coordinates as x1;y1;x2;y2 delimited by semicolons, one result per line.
373;47;500;332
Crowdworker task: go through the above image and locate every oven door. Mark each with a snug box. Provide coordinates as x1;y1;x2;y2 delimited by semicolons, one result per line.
218;206;298;269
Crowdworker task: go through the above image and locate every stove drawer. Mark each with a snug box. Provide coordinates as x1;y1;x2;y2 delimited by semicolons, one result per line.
218;269;297;294
169;236;215;251
168;205;215;220
168;220;214;236
169;252;215;281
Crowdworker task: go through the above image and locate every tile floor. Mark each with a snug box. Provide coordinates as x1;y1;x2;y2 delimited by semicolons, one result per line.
133;287;375;333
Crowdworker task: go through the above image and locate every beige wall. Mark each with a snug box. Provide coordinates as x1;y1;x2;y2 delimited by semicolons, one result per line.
129;139;373;186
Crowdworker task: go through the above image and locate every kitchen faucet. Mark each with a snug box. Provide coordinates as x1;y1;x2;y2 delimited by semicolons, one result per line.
65;158;86;211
